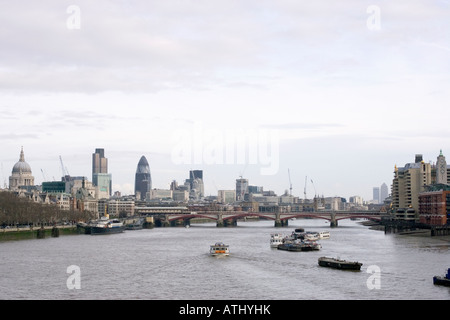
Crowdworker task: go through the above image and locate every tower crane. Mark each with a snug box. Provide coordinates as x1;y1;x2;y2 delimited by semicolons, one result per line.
41;169;47;181
304;176;307;200
59;156;69;181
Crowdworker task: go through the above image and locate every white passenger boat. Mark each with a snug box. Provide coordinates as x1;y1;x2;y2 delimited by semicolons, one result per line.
270;233;284;248
319;231;330;239
210;242;230;256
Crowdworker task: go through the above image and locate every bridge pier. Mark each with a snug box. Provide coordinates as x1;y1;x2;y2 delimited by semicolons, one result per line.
330;213;338;228
223;219;237;227
275;219;288;227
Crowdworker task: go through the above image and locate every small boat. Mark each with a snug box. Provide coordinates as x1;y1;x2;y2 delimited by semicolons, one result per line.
433;268;450;287
91;217;125;235
318;257;362;270
270;233;284;248
319;231;330;239
210;242;230;256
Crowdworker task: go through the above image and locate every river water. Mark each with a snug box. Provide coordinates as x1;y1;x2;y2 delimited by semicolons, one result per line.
0;219;448;300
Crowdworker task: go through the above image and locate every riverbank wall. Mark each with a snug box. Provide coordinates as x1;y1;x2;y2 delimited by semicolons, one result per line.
0;226;78;241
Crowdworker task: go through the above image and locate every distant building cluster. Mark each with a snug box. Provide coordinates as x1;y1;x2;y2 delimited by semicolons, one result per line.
2;146;449;226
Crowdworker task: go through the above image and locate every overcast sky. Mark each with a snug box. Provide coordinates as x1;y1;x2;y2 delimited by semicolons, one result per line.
1;1;449;201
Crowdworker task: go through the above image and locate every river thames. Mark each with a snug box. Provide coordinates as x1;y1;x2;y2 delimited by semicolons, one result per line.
0;219;448;300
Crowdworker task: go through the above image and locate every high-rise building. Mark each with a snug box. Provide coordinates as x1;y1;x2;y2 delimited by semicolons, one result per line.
186;170;204;199
372;187;380;204
92;148;108;174
380;183;388;203
236;178;248;201
391;154;432;215
436;150;448;185
92;148;112;199
9;147;35;191
135;156;152;201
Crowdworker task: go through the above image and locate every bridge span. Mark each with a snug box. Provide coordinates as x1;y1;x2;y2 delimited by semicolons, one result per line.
140;210;384;228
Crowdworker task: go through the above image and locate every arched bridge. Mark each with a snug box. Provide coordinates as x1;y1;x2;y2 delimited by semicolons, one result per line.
142;210;384;228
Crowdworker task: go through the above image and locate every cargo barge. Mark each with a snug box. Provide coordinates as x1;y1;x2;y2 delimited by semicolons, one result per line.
318;257;362;270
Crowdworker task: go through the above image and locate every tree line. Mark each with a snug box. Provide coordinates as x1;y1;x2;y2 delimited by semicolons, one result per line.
0;191;95;227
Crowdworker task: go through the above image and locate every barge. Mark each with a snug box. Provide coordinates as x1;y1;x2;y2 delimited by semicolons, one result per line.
318;257;362;270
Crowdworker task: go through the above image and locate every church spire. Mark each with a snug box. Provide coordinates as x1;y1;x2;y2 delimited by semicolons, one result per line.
19;146;25;162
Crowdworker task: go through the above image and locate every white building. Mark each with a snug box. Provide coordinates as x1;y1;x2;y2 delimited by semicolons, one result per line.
9;147;35;191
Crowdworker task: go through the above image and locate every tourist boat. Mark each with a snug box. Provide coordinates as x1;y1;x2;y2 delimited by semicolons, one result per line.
91;217;125;235
270;233;284;248
318;257;362;270
433;268;450;287
210;242;230;256
319;231;330;239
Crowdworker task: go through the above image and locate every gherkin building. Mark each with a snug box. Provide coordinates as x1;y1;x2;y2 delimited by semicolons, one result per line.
135;156;152;200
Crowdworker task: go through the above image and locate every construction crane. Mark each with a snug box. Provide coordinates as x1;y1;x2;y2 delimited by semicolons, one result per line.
304;176;307;200
59;156;69;181
288;169;292;196
310;179;317;198
41;169;47;181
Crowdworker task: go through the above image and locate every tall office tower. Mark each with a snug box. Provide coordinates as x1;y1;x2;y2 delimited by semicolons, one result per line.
135;156;152;201
9;147;35;191
190;170;203;182
92;148;108;174
92;148;112;199
392;154;432;214
380;183;389;203
187;170;204;199
436;150;448;185
373;187;380;204
236;178;249;201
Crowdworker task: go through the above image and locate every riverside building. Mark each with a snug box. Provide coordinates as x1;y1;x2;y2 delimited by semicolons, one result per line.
392;151;450;221
391;154;432;218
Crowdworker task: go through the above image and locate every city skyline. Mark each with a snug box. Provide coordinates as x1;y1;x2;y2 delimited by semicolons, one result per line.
1;2;449;201
2;145;448;203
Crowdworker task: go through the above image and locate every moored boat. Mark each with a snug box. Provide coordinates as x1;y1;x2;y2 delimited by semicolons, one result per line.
304;240;321;250
270;233;284;248
277;240;315;252
304;231;320;241
433;268;450;287
318;257;362;270
91;218;125;235
125;218;144;230
210;242;230;256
